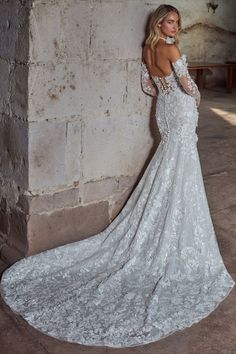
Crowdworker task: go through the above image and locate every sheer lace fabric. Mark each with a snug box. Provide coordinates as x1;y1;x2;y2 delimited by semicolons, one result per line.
141;62;157;97
141;54;200;107
1;53;235;348
172;54;201;106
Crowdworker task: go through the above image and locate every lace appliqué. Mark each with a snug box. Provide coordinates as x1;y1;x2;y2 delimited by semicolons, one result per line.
141;62;157;97
172;54;201;106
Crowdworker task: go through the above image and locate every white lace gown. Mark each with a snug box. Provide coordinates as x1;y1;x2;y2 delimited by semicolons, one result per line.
1;54;235;348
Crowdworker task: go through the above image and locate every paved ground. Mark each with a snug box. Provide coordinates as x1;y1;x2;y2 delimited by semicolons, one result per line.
0;89;236;354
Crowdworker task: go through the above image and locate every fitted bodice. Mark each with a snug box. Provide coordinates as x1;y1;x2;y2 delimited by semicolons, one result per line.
141;54;200;144
151;71;181;95
141;54;200;100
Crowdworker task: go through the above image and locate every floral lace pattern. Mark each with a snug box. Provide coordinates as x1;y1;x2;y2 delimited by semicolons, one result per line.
172;54;201;106
141;62;157;96
0;54;235;348
141;54;201;107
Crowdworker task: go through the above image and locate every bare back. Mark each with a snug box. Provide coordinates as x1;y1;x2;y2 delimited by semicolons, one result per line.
142;42;175;78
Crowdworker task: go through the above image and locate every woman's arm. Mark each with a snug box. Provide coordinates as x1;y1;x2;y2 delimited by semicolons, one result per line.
141;62;158;97
168;45;201;107
141;45;158;97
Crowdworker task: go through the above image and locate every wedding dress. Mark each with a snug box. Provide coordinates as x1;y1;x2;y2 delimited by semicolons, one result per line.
1;54;235;348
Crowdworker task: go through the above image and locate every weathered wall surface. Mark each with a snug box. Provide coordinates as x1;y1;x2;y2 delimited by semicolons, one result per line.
0;0;31;262
178;0;236;87
25;0;154;255
1;0;236;263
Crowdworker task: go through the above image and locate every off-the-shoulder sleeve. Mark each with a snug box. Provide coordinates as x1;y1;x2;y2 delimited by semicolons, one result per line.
172;54;200;107
141;62;157;97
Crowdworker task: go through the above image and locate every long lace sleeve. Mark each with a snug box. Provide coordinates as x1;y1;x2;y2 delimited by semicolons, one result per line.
172;54;200;107
141;62;157;97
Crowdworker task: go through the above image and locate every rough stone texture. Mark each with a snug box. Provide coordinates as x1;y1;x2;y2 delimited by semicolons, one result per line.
1;0;236;264
0;260;7;275
83;177;119;204
28;61;81;121
0;0;31;263
83;175;138;220
27;201;109;255
109;186;134;221
8;208;28;255
29;121;67;190
0;198;8;237
0;114;28;188
82;115;153;180
0;243;25;265
27;187;81;214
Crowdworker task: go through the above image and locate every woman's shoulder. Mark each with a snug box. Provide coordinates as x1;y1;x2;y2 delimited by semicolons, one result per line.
143;42;181;63
165;44;181;62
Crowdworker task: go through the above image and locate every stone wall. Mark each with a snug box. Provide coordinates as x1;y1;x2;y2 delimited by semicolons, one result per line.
0;0;236;264
0;0;31;262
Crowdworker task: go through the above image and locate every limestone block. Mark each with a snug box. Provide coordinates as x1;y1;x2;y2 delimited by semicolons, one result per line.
28;121;66;191
82;174;138;208
65;120;82;184
109;175;140;220
0;1;29;62
82;115;153;180
28;61;81;121
0;1;18;60
10;64;28;120
0;115;28;189
28;119;81;190
79;59;128;120
117;174;137;191
91;1;147;60
15;3;30;63
0;177;22;215
27;187;81;214
16;194;29;214
29;1;62;62
8;208;28;254
28;58;128;121
82;177;118;204
109;185;133;221
60;0;91;61
27;201;109;254
0;59;10;115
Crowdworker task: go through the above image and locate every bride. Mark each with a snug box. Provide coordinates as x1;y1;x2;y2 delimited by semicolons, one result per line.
1;4;235;348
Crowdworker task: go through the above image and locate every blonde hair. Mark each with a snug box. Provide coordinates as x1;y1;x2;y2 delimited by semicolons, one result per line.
145;4;182;51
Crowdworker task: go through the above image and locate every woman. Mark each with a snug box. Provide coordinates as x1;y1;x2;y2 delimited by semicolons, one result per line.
1;4;235;348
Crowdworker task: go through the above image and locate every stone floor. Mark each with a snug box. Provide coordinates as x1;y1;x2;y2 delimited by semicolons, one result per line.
0;89;236;354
